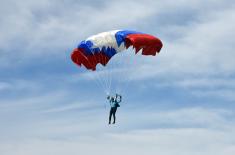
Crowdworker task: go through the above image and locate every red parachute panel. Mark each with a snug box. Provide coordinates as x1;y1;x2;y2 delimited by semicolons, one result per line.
125;34;163;55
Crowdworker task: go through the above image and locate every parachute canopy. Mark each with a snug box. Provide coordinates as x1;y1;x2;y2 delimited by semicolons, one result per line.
71;30;163;71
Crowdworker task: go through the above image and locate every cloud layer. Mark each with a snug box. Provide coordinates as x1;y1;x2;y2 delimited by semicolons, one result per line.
0;0;235;155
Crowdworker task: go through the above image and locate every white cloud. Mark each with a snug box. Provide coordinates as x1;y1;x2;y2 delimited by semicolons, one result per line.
0;1;235;154
1;110;235;155
0;90;67;112
128;7;235;80
192;89;235;102
118;107;234;130
0;82;11;91
1;0;232;68
41;100;102;113
0;0;158;54
0;79;43;93
174;78;235;89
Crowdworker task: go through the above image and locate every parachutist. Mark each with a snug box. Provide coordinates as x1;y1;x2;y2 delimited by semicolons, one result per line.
70;30;163;123
108;94;122;124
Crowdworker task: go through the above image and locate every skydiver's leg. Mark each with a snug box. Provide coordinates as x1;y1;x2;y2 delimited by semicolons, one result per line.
113;108;117;124
109;108;112;124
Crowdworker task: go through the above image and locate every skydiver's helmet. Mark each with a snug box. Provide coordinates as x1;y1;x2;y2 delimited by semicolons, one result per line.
107;96;110;100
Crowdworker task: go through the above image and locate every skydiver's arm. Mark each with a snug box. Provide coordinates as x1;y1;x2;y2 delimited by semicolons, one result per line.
119;96;122;103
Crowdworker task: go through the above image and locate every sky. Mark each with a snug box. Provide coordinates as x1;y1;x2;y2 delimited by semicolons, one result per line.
0;0;235;154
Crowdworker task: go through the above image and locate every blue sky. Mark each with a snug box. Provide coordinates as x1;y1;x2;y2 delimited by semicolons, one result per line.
1;0;235;154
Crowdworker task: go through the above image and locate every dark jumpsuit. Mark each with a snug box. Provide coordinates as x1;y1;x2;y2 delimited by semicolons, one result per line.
108;97;121;124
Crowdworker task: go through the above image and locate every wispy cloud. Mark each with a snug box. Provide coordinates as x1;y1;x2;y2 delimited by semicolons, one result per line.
1;107;235;155
126;8;235;80
0;0;235;155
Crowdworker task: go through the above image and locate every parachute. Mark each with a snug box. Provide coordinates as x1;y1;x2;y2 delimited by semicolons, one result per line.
71;30;163;71
71;30;163;94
